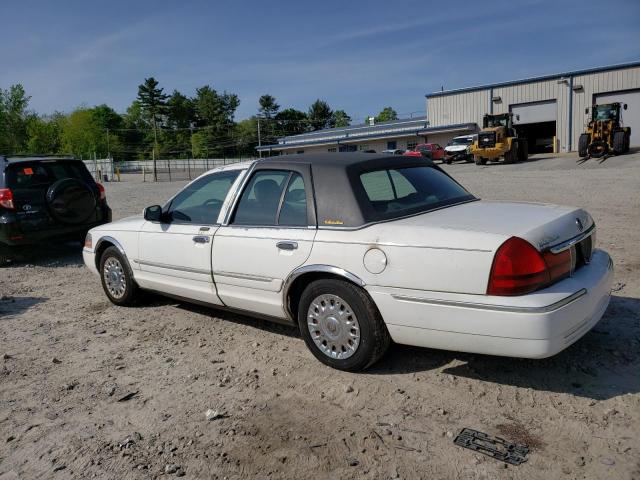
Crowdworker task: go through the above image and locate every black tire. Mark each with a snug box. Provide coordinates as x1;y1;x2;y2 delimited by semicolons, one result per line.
517;138;529;162
578;134;590;158
99;246;139;306
624;130;631;152
474;156;487;165
445;158;452;165
503;143;516;164
46;178;97;225
613;131;626;155
297;279;390;371
588;140;608;158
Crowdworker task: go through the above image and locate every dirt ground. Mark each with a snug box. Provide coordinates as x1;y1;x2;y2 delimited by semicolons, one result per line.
1;151;639;480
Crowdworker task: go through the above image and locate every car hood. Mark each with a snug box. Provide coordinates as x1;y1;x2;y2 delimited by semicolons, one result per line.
91;214;146;232
361;200;592;253
445;145;469;152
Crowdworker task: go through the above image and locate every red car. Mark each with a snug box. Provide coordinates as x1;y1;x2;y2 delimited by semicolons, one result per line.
403;143;445;161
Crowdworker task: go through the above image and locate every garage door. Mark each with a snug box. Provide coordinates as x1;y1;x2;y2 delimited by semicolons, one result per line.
510;100;557;125
595;90;640;146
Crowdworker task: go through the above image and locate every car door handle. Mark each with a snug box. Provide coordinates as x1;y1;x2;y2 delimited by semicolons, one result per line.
192;235;210;244
276;241;298;251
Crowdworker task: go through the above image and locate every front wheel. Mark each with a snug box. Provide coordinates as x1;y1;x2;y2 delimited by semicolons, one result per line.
298;279;390;371
474;156;487;165
99;246;139;306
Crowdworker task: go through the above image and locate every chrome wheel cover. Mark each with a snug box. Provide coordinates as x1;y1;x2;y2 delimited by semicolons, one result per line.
307;294;360;360
103;257;126;299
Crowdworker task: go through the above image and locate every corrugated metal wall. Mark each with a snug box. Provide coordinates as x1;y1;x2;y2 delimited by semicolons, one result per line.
571;66;640;149
427;90;489;128
426;65;640;152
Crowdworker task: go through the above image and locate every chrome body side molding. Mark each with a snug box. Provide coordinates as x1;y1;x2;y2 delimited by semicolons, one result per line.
213;271;275;283
133;259;210;275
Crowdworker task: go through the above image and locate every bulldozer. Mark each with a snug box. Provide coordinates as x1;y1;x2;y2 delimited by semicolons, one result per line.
470;113;528;165
578;103;631;158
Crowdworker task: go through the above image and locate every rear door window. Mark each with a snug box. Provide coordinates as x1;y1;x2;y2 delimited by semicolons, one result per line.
7;161;93;190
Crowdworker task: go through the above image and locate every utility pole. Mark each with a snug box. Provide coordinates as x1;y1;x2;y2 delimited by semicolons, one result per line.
152;118;158;182
257;117;262;158
106;128;110;159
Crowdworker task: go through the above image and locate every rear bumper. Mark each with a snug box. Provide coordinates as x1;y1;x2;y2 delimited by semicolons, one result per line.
368;249;614;358
0;205;111;247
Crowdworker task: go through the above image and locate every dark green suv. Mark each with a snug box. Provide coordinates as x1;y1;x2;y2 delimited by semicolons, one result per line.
0;156;112;261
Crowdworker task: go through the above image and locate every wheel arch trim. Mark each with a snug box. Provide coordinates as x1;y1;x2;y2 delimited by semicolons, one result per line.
94;235;133;276
282;264;366;320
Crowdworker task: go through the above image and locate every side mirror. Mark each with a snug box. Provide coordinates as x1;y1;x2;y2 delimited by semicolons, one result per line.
144;205;163;222
623;103;628;110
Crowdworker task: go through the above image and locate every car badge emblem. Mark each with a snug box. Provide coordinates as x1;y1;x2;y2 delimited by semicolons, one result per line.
22;204;32;211
576;218;584;232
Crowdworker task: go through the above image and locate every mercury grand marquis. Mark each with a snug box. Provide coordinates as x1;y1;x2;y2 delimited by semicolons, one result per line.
83;154;613;371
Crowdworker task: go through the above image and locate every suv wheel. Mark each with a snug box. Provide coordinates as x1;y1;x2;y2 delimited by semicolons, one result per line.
99;246;138;306
298;279;390;371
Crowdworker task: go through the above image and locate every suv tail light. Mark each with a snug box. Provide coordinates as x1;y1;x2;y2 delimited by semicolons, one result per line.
0;188;15;209
96;183;106;201
487;237;572;296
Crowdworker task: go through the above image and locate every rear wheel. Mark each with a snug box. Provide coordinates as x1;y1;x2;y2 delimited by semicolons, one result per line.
578;134;590;158
625;130;631;152
298;279;390;371
517;139;529;162
99;246;139;306
613;131;626;155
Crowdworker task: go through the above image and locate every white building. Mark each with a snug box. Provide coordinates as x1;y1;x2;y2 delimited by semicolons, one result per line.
427;61;640;153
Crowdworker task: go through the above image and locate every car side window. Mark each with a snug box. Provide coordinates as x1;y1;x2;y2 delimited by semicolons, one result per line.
232;170;309;227
232;170;289;225
278;173;307;226
167;170;240;224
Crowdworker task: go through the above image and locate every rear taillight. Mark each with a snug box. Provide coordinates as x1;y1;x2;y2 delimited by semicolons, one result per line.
0;188;14;209
487;237;572;296
96;183;106;201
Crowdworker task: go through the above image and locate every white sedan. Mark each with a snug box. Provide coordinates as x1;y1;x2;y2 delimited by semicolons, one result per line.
83;154;613;371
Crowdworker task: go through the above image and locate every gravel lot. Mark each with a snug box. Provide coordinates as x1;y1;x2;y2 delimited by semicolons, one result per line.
1;152;639;479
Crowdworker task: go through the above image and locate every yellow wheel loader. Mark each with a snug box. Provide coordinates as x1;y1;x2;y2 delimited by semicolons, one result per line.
470;113;528;165
578;103;631;159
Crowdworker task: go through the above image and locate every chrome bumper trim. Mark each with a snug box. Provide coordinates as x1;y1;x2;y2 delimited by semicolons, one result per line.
391;288;588;314
549;224;595;254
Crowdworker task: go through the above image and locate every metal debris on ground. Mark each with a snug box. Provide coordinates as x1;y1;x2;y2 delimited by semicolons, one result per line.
453;428;529;465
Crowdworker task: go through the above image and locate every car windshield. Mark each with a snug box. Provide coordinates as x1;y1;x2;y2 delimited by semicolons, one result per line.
357;166;475;222
451;137;472;145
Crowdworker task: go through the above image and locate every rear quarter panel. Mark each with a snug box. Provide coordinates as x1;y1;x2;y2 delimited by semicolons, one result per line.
307;224;498;295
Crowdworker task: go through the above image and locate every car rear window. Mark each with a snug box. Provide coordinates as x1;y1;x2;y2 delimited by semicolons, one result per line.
357;166;474;222
6;161;93;189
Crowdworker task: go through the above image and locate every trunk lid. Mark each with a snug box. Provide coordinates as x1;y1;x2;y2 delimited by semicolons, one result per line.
370;200;593;253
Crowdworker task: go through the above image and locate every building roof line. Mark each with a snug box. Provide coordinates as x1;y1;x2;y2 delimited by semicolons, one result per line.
257;123;476;151
425;60;640;98
280;116;427;141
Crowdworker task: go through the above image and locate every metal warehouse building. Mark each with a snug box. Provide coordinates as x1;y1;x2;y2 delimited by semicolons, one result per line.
426;61;640;153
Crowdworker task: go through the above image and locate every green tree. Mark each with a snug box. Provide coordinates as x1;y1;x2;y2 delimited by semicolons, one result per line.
166;90;196;157
375;106;398;123
275;108;308;136
193;85;240;156
136;77;168;158
332;109;351;128
307;99;333;130
258;94;280;119
25;113;64;154
0;84;31;154
233;117;259;157
59;108;108;159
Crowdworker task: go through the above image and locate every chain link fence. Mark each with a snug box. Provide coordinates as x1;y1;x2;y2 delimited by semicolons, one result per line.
118;158;253;181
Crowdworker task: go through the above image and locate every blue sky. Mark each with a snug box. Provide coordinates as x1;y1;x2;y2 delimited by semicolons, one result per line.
1;0;639;123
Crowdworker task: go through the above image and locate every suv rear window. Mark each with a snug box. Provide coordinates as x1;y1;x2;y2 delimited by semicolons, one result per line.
6;161;93;189
358;166;474;222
